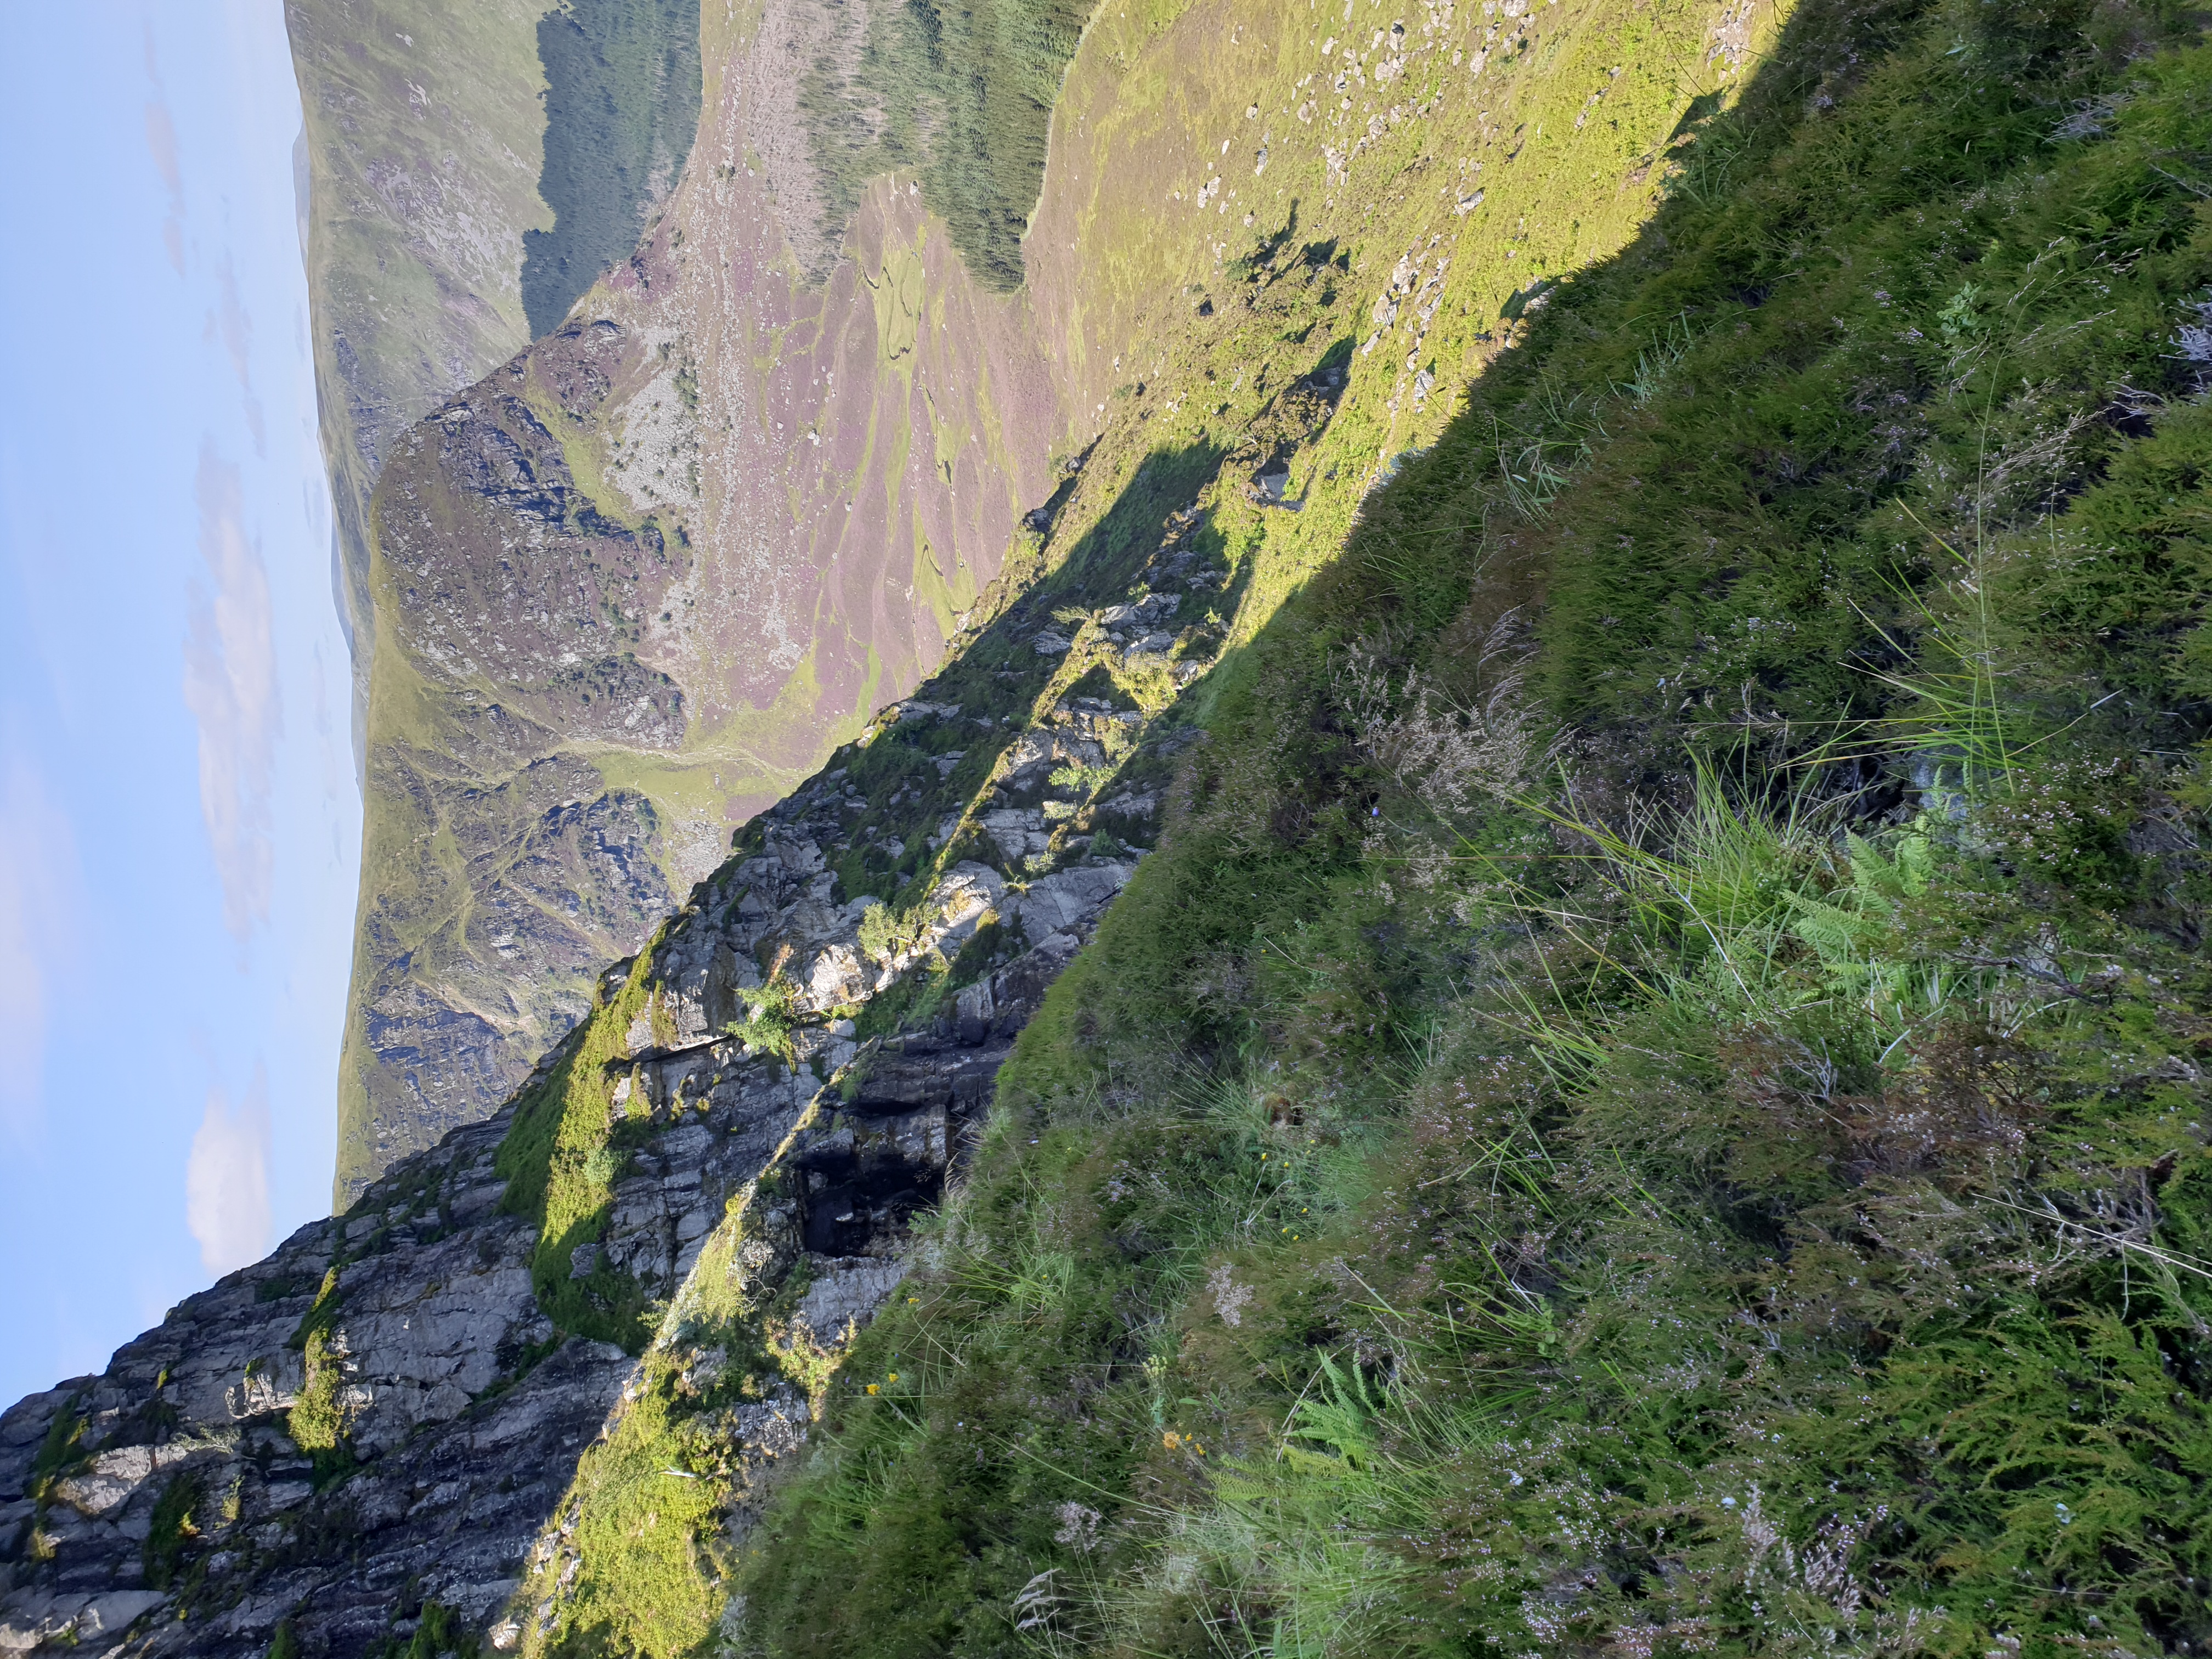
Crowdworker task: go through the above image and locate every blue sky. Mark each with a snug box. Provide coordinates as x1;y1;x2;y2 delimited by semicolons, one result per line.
0;1;360;1406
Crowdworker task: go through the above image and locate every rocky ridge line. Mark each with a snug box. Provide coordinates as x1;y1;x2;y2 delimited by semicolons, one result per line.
2;177;1371;1645
0;473;1267;1652
0;824;1139;1659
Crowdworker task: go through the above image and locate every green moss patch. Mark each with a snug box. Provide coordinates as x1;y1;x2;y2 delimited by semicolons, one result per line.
495;944;667;1351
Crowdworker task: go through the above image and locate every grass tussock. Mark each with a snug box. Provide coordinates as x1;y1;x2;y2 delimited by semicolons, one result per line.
539;1383;737;1659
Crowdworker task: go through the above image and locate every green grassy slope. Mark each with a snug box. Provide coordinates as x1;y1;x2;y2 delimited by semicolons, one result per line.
732;0;2212;1651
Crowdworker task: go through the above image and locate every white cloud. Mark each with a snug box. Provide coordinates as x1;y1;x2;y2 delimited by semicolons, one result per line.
183;445;281;943
143;30;185;274
0;757;83;1141
211;259;265;454
185;1068;272;1275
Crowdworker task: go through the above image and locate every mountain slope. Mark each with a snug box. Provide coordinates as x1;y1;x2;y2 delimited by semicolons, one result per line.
287;0;703;758
5;0;1761;1640
336;0;1754;1192
735;0;2212;1649
287;0;555;723
13;0;2212;1655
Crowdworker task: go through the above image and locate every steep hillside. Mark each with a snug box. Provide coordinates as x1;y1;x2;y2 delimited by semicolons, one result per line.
337;0;1754;1191
10;0;2211;1655
736;0;2212;1649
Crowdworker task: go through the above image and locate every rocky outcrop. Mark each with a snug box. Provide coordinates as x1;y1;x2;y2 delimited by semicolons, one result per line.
0;1108;619;1659
0;788;1139;1659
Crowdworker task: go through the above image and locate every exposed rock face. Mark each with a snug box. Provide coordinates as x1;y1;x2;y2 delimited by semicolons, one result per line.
0;1110;623;1659
0;798;1138;1659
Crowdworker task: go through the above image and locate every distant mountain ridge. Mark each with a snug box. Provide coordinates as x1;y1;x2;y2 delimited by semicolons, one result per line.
287;0;554;752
